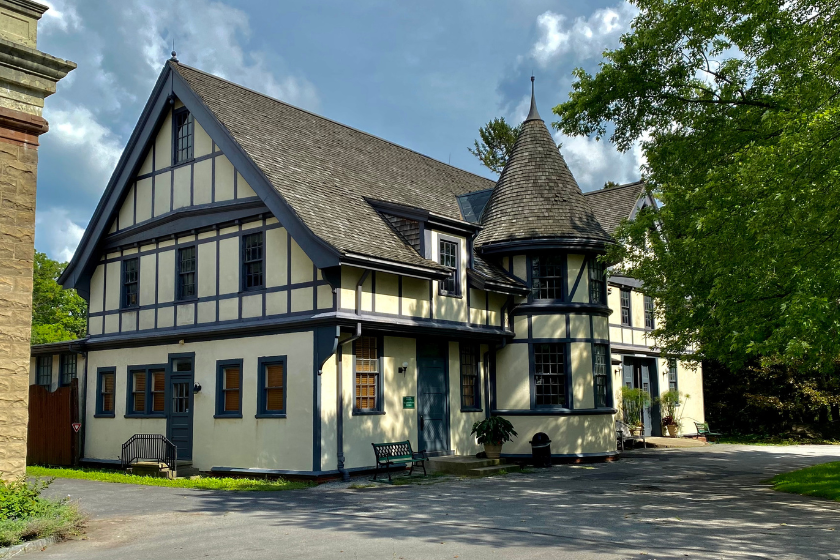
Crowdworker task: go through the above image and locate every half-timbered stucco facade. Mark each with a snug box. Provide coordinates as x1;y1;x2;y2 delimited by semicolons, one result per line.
35;60;703;476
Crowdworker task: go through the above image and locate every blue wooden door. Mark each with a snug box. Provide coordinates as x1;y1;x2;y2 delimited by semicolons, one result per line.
417;340;448;454
167;357;194;461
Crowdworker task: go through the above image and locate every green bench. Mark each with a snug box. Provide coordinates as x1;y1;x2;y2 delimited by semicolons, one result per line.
694;422;722;442
371;441;427;481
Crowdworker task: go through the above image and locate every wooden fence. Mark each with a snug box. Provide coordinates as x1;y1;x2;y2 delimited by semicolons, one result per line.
27;379;79;466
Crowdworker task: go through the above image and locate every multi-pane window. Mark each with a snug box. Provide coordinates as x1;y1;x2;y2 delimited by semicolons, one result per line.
355;336;380;411
668;358;678;392
531;255;563;300
36;355;51;387
589;259;605;304
129;368;166;415
534;343;566;407
439;239;459;295
620;288;631;326
174;109;194;164
242;233;264;290
97;369;115;416
60;354;77;386
460;343;480;410
178;246;196;300
217;361;242;416
644;295;654;329
593;344;609;408
123;258;138;308
260;360;285;415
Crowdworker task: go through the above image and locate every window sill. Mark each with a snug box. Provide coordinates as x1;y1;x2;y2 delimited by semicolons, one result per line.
255;413;286;419
214;414;243;419
352;410;385;416
120;306;139;312
438;291;463;299
124;414;166;419
460;408;482;413
172;158;195;169
93;413;115;419
176;297;198;303
242;285;266;293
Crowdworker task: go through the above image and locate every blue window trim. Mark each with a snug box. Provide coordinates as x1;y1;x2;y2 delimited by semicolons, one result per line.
529;341;572;411
171;106;194;167
241;231;265;292
215;358;244;418
121;257;139;310
256;355;287;418
124;363;168;418
620;287;632;326
352;335;384;415
527;253;568;303
437;234;462;297
36;355;52;387
94;367;116;418
591;342;612;408
459;342;482;412
176;244;198;302
59;353;77;387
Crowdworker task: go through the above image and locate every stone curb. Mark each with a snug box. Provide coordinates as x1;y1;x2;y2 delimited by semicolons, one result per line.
0;536;58;558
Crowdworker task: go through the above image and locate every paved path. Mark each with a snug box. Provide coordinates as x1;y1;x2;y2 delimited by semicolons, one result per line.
37;445;840;559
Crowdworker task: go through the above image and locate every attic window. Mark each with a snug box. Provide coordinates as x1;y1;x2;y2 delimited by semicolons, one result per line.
173;108;194;164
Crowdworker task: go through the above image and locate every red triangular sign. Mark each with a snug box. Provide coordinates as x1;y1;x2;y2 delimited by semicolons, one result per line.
72;423;81;433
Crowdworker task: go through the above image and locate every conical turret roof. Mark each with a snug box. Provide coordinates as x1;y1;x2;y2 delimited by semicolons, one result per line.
475;81;612;251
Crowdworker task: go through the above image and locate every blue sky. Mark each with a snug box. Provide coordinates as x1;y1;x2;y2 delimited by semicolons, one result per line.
35;0;643;262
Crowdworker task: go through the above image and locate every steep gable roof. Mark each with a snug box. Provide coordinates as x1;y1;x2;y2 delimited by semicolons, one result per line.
474;83;612;251
172;63;494;272
584;181;651;236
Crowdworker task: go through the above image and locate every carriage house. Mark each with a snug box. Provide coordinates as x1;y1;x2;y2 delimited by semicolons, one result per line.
47;59;703;476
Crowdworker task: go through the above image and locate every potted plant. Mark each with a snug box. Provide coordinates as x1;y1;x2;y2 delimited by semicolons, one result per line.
620;386;651;436
655;390;690;437
471;416;518;459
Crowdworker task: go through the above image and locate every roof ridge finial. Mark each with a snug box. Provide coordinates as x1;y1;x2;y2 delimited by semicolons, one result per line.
526;74;541;122
170;39;178;63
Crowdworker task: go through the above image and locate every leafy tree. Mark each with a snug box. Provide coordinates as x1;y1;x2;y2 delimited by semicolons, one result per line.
31;251;87;344
554;0;840;373
468;117;520;174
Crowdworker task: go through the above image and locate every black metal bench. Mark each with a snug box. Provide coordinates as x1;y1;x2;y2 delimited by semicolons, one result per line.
371;440;427;481
694;422;722;442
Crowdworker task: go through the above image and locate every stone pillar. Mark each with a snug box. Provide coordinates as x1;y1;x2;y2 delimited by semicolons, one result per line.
0;0;74;480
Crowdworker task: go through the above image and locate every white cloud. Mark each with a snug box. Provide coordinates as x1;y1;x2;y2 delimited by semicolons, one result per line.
531;3;638;66
35;208;85;263
43;104;123;195
552;129;645;191
39;0;82;34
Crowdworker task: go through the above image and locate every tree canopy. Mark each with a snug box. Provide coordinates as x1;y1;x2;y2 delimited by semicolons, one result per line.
554;0;840;372
468;117;520;174
31;251;87;345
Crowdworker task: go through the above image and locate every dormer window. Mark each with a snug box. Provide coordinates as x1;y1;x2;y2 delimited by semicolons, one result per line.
438;237;460;296
173;108;194;164
531;255;563;300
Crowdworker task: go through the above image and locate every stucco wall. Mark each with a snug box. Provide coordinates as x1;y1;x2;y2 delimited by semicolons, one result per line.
84;331;315;472
502;414;615;456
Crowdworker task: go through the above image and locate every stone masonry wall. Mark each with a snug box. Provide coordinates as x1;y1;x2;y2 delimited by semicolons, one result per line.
0;139;37;478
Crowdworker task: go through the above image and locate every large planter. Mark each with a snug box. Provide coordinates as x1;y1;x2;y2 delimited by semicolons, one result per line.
630;426;643;437
666;424;678;437
484;443;503;459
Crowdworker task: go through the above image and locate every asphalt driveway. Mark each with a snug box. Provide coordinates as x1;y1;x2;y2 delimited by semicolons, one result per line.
36;445;840;560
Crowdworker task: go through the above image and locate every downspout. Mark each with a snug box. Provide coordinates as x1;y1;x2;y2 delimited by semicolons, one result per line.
70;341;88;465
335;270;370;481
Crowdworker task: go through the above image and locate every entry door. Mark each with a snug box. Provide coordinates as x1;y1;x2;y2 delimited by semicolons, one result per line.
417;340;449;454
167;357;194;461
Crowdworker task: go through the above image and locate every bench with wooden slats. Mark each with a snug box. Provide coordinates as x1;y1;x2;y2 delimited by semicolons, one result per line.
694;422;722;441
371;440;427;481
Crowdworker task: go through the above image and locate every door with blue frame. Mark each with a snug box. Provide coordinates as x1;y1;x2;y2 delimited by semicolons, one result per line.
417;339;449;454
167;356;195;461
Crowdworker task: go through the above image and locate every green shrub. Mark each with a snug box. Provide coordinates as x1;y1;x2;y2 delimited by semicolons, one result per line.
0;476;85;547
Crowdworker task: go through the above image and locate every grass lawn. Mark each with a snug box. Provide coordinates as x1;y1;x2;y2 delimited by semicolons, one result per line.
718;434;840;446
27;466;312;492
768;462;840;501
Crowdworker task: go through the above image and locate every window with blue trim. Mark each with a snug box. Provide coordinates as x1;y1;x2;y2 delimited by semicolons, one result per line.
122;258;138;308
531;255;563;300
173;109;193;164
620;288;631;326
354;337;381;412
460;343;481;410
36;355;51;387
534;343;566;407
668;358;678;392
644;295;654;329
178;246;196;300
242;232;264;290
438;238;460;296
593;344;609;408
127;367;166;416
96;368;115;417
215;359;242;417
589;258;605;304
59;354;77;387
257;356;286;417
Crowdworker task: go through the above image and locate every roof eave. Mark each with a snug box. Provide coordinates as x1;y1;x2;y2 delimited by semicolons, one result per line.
476;236;614;255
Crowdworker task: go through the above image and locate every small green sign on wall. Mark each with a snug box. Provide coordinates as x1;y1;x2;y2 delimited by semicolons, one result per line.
403;396;415;409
